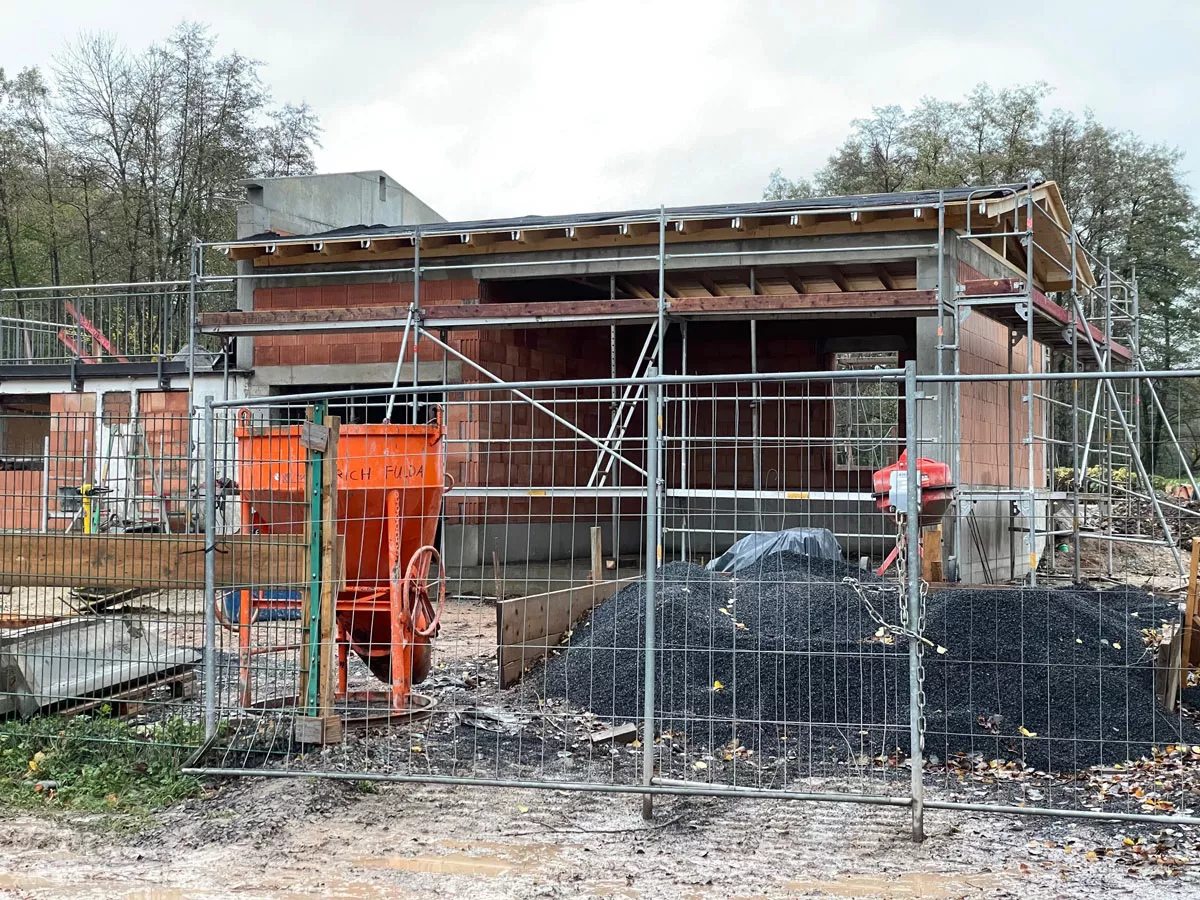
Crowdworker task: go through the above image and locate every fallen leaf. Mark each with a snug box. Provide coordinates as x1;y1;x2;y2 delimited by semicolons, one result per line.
1113;642;1121;650
1019;726;1038;738
517;805;530;813
693;761;708;770
713;680;724;692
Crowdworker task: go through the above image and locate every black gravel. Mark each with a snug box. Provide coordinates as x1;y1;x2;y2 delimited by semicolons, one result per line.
922;583;1195;771
542;551;1200;772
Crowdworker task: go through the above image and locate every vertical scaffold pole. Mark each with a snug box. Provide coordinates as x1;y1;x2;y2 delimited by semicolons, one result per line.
641;369;661;821
203;396;217;740
904;361;924;843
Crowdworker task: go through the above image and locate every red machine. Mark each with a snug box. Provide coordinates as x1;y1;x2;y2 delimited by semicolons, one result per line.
871;451;953;576
230;411;447;712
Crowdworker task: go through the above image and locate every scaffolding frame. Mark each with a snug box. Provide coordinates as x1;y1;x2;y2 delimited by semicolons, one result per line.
5;184;1196;583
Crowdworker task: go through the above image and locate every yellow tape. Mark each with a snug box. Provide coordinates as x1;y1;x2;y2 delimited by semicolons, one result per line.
785;491;811;500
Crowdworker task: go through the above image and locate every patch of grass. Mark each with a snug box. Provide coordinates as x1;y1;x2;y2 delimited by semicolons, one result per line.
0;713;205;819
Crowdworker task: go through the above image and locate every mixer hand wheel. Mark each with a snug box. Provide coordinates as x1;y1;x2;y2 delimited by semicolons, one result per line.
402;544;445;639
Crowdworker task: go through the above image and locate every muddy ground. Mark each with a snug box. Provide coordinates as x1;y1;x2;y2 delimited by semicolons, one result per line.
1;774;1198;899
4;548;1200;897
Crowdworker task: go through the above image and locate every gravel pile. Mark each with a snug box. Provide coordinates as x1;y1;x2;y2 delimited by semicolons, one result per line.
542;552;1200;771
542;552;909;762
922;583;1194;771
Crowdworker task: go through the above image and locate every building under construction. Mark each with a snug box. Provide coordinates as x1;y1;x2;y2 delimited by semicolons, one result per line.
0;173;1183;587
5;172;1200;842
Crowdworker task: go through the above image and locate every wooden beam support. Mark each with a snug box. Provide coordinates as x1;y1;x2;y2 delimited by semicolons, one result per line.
620;222;658;239
616;278;655;300
317;418;341;735
826;267;850;293
874;265;897;291
275;242;319;258
666;290;936;316
696;273;730;297
784;270;808;294
198;290;940;335
0;533;308;589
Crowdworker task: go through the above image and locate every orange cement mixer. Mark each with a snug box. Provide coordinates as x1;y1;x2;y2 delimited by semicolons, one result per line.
234;410;447;711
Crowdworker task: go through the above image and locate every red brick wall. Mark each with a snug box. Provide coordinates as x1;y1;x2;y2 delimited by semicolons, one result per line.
448;326;610;523
253;279;479;368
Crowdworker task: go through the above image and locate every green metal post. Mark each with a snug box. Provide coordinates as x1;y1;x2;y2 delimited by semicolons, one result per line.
305;401;326;714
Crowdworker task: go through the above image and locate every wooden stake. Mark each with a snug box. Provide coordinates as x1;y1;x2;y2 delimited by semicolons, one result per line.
590;526;603;584
921;525;943;582
492;550;503;602
317;416;342;742
1182;537;1200;677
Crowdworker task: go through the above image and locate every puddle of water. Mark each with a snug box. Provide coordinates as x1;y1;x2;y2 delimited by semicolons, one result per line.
0;872;382;900
781;872;1007;898
583;879;641;897
0;875;210;900
354;839;559;879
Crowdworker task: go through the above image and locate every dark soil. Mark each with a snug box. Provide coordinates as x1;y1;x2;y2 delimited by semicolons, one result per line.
543;551;1200;772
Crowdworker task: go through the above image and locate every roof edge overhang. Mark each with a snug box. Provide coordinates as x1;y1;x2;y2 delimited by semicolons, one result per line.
211;183;1094;292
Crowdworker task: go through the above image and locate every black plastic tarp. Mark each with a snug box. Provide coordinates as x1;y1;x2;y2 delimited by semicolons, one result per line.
705;527;843;573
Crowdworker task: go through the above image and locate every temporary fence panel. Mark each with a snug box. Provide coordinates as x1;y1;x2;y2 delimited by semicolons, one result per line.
5;368;1200;840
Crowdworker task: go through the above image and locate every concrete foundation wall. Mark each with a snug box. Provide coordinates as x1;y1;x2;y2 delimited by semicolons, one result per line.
446;520;643;568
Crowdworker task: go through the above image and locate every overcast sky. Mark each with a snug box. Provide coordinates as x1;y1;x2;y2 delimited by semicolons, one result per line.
3;1;1198;222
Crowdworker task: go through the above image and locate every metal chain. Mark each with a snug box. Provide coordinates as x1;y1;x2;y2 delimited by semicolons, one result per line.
894;514;928;752
842;514;932;753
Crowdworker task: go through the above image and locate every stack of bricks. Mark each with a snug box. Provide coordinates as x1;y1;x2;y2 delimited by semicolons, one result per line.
136;390;191;510
47;393;97;525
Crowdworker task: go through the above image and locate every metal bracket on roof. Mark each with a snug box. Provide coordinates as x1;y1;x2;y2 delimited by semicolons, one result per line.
1061;325;1076;347
1014;301;1030;323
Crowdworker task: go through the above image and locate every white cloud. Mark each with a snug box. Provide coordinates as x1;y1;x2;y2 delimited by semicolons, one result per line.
2;0;1198;220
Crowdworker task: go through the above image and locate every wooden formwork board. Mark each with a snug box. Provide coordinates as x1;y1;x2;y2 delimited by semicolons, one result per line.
496;578;638;687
